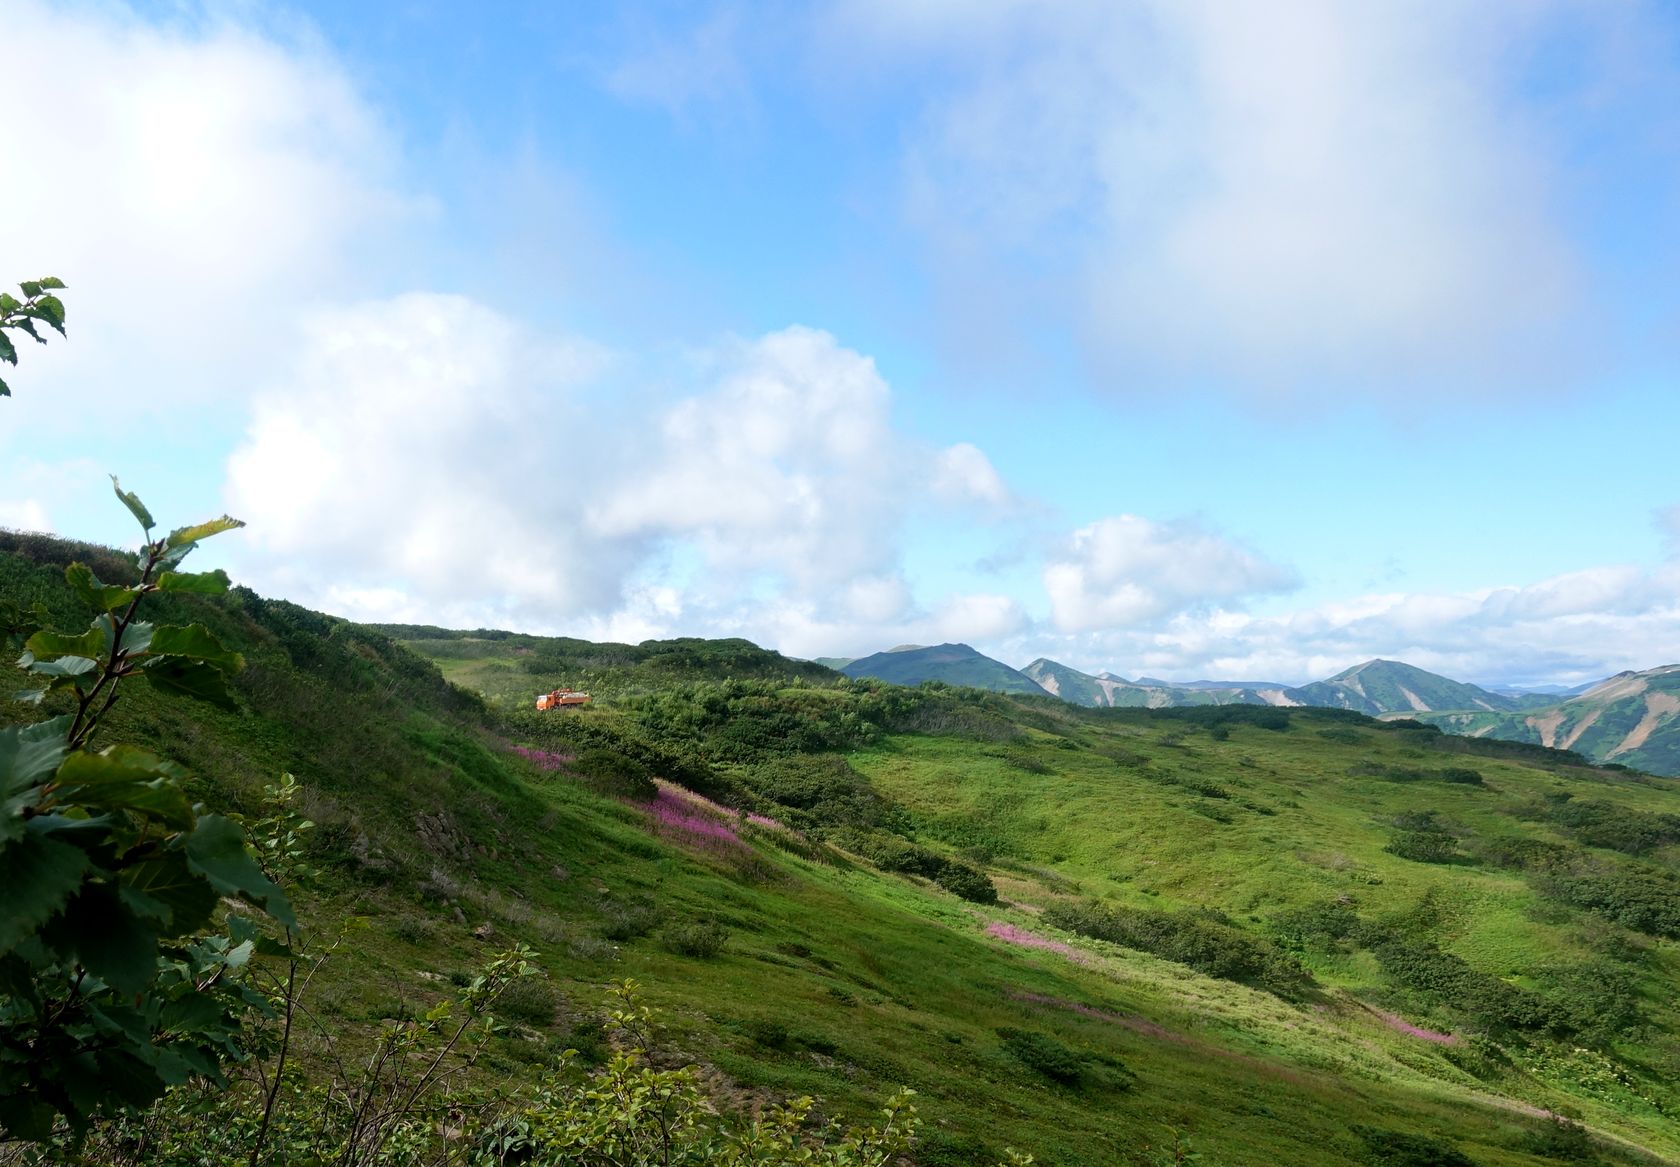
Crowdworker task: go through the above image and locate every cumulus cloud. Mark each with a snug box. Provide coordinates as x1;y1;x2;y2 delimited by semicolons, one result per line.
224;306;1022;654
1043;514;1297;632
0;0;408;436
587;326;904;588
930;442;1011;507
827;0;1666;399
225;294;637;626
1007;562;1680;689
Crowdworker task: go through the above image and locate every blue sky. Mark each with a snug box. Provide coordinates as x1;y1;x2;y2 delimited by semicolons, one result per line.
4;0;1680;686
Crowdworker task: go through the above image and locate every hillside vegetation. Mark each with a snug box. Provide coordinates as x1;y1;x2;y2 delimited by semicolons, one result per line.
6;535;1680;1165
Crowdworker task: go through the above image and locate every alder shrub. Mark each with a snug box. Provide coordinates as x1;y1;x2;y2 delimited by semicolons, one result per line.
0;481;293;1139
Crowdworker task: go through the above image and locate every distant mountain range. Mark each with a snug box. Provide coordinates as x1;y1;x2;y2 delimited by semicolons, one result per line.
840;644;1680;775
1412;665;1680;777
840;643;1049;695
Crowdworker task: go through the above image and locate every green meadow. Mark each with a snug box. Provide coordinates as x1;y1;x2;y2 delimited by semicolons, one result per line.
5;539;1680;1165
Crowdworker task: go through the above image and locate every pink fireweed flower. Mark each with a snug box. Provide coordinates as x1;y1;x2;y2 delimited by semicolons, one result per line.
985;921;1087;963
644;784;744;851
511;746;572;771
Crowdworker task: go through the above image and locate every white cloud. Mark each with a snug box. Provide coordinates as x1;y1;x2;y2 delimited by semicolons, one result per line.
829;0;1657;399
931;442;1010;507
1043;514;1297;632
587;325;907;588
0;499;52;534
223;305;1024;655
604;4;752;116
0;0;409;438
225;294;638;626
1006;562;1680;689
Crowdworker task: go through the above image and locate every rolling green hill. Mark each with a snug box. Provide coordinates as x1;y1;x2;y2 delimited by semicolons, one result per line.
1294;659;1544;716
842;642;1051;696
7;533;1680;1166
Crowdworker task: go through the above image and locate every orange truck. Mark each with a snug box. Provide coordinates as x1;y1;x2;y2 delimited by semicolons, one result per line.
535;688;591;710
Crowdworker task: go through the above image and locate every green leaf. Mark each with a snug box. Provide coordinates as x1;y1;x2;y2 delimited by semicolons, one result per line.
55;744;186;784
32;295;66;335
165;516;245;548
185;815;294;929
0;330;14;364
13;687;46;705
157;568;230;595
0;292;19;311
55;748;193;829
25;626;105;660
35;277;66;291
145;624;242;671
142;658;239;711
124;854;218;937
19;281;41;298
0;1095;56;1142
23;653;97;679
51;883;158;996
0;716;71;799
0;833;92;954
110;475;154;532
66;563;140;612
0;374;10;397
1;718;71;837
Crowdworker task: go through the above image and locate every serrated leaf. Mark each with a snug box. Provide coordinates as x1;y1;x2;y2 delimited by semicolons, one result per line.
35;277;65;291
0;716;71;801
142;658;238;710
24;654;97;679
110;476;154;532
0;1095;56;1142
0;331;14;364
57;745;187;786
124;855;217;937
166;516;244;548
50;883;158;996
0;833;91;954
66;562;140;612
157;569;229;595
145;624;242;670
0;292;19;311
32;295;66;335
25;626;105;660
19;281;41;298
0;374;10;397
185;815;294;929
55;748;193;829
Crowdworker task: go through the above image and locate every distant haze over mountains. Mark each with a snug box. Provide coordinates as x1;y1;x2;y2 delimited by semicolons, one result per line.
838;643;1680;775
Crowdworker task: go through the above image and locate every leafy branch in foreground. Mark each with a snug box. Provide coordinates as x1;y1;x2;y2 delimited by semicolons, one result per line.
0;480;291;1142
0;277;67;398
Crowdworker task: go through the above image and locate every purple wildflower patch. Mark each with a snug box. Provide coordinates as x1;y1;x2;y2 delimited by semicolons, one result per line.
511;746;573;771
985;922;1086;963
644;783;745;852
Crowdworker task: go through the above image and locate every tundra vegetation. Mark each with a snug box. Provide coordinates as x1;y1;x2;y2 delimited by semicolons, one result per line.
3;281;1679;1165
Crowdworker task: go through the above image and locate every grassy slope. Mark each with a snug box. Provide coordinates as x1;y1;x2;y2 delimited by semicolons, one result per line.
5;541;1679;1165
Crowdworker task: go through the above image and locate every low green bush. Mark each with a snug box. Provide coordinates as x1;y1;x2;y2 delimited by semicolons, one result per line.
935;860;999;904
995;1027;1087;1085
661;916;730;958
1043;901;1311;996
